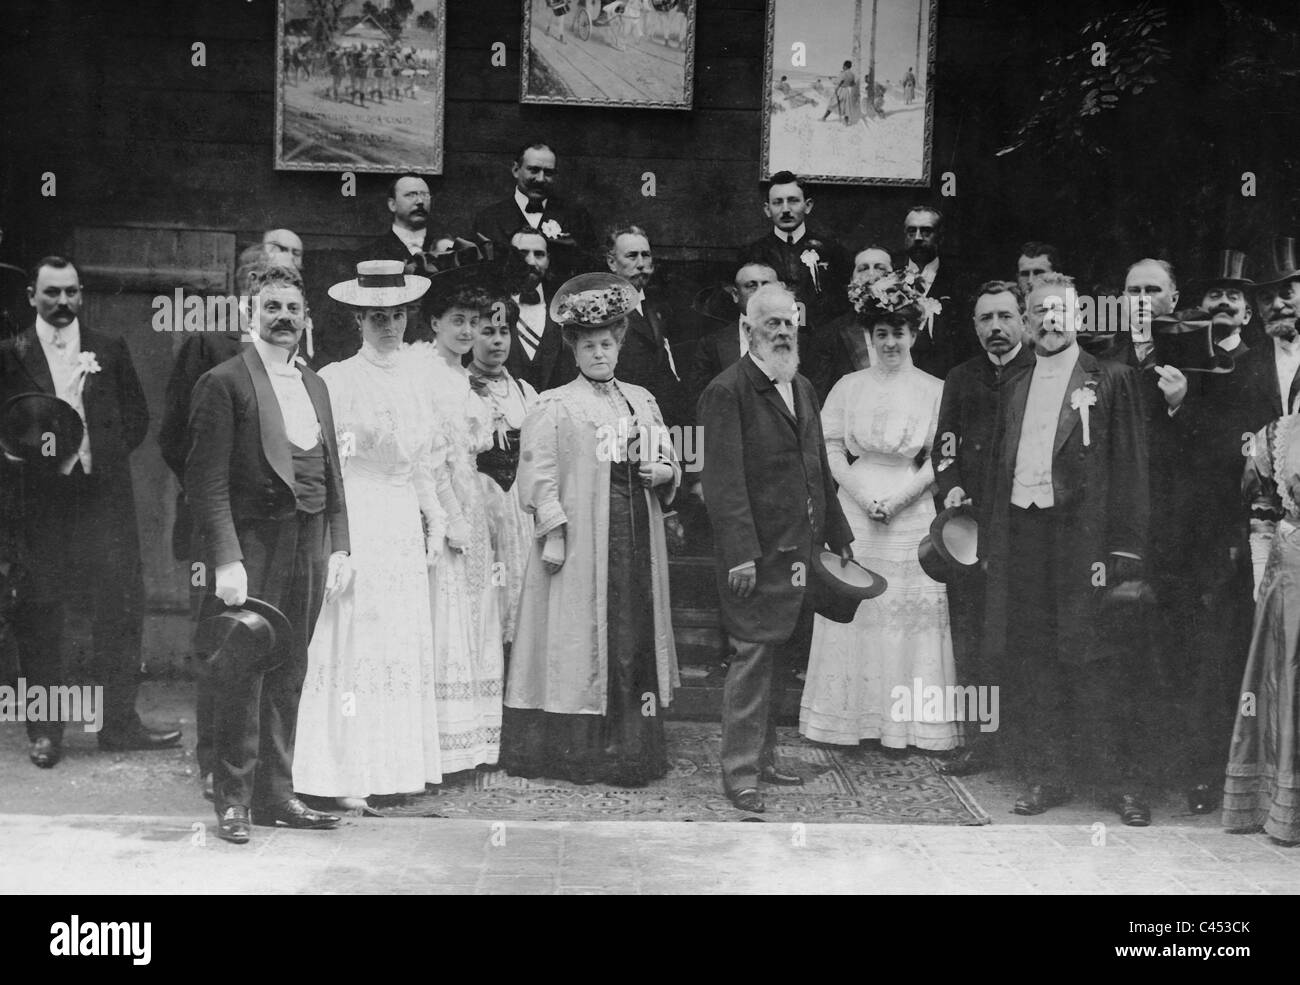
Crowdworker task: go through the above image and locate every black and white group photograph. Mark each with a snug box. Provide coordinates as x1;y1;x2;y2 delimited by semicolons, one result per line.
0;0;1297;925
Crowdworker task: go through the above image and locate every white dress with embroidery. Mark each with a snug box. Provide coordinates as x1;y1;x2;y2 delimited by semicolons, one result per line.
294;342;446;797
412;344;505;772
471;371;540;644
799;359;960;750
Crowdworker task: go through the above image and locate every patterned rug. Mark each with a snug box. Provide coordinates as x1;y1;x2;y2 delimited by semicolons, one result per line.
361;722;990;825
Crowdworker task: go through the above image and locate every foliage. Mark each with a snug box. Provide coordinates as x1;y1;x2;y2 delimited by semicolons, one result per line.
996;1;1170;158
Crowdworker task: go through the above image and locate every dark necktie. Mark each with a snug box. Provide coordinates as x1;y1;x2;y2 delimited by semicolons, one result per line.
519;287;541;306
524;201;544;216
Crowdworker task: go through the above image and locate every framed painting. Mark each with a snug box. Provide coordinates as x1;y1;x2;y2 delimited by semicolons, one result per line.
760;0;937;186
520;0;697;110
275;0;447;173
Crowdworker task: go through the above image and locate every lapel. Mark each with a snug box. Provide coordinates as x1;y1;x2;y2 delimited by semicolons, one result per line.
1264;340;1282;416
1052;351;1096;459
19;325;55;395
241;344;295;492
742;353;797;432
626;307;658;349
1001;358;1034;480
720;322;742;367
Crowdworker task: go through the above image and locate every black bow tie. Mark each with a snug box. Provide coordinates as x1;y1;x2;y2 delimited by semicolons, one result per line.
523;201;544;215
519;288;541;306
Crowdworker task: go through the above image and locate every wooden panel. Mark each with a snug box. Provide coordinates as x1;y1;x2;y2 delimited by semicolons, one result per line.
71;227;237;613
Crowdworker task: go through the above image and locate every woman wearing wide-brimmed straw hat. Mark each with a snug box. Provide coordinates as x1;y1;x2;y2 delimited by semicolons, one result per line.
293;260;446;809
501;272;681;786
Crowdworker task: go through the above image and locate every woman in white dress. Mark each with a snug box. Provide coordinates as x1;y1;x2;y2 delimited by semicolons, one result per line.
468;314;539;646
294;261;445;808
413;272;506;772
800;299;960;752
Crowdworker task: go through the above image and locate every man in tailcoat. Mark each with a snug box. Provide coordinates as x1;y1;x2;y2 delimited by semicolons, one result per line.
474;140;595;283
740;171;850;366
698;283;854;814
933;280;1034;776
981;273;1152;824
186;264;351;844
899;206;972;380
0;257;181;768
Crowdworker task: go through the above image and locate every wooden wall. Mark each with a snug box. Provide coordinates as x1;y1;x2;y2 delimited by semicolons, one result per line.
0;0;1009;299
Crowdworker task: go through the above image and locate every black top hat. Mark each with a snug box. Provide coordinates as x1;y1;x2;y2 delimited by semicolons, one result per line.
0;392;85;472
410;235;506;295
918;506;980;584
808;549;888;623
691;283;741;326
1197;249;1253;293
1152;308;1235;374
1255;236;1300;289
194;596;292;675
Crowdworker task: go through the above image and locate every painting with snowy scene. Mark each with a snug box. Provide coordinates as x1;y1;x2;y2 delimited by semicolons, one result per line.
760;0;936;186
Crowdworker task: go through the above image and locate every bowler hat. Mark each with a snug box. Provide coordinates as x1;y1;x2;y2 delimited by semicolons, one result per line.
1196;249;1253;293
917;506;980;583
1152;309;1235;374
194;596;292;675
0;392;84;472
808;549;888;623
1254;236;1300;289
550;272;641;331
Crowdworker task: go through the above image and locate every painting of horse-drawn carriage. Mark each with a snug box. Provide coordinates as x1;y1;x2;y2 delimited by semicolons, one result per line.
761;0;937;186
275;0;446;173
521;0;696;109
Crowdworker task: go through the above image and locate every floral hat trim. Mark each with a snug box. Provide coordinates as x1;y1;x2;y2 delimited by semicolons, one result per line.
550;273;641;329
848;268;943;322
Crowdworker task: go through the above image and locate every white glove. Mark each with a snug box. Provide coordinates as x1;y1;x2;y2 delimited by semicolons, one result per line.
215;561;248;607
542;529;565;574
446;517;471;553
944;486;970;510
325;551;354;604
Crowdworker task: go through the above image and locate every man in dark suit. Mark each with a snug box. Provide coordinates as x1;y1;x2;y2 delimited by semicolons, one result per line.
503;228;575;393
686;261;780;407
698;283;854;814
603;223;688;429
0;256;181;768
473;140;594;282
933;280;1034;776
981;273;1152;824
358;174;438;264
740;171;849;360
1181;240;1298;812
901;205;971;379
186;264;350;844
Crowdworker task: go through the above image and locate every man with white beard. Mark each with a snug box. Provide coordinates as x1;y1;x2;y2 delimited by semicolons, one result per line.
698;283;854;814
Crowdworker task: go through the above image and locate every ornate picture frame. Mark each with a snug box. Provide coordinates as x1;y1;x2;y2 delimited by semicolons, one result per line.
760;0;937;186
274;0;447;173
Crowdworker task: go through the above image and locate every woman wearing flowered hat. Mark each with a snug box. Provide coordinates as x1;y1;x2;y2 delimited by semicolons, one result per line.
501;272;681;786
800;271;960;754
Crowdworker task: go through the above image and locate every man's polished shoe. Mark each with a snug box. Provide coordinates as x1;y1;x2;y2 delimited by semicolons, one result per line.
728;788;765;813
1114;793;1152;827
937;746;994;777
29;737;61;769
217;806;251;844
1012;784;1073;816
254;797;341;829
1186;783;1218;815
98;724;183;752
760;765;804;786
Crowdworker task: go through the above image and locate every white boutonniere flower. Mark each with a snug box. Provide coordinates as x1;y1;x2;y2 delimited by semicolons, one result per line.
73;351;102;398
336;428;356;464
800;248;823;292
540;219;563;240
1070;384;1098;446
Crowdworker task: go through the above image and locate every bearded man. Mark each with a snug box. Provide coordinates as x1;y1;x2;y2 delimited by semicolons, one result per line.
697;283;854;814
